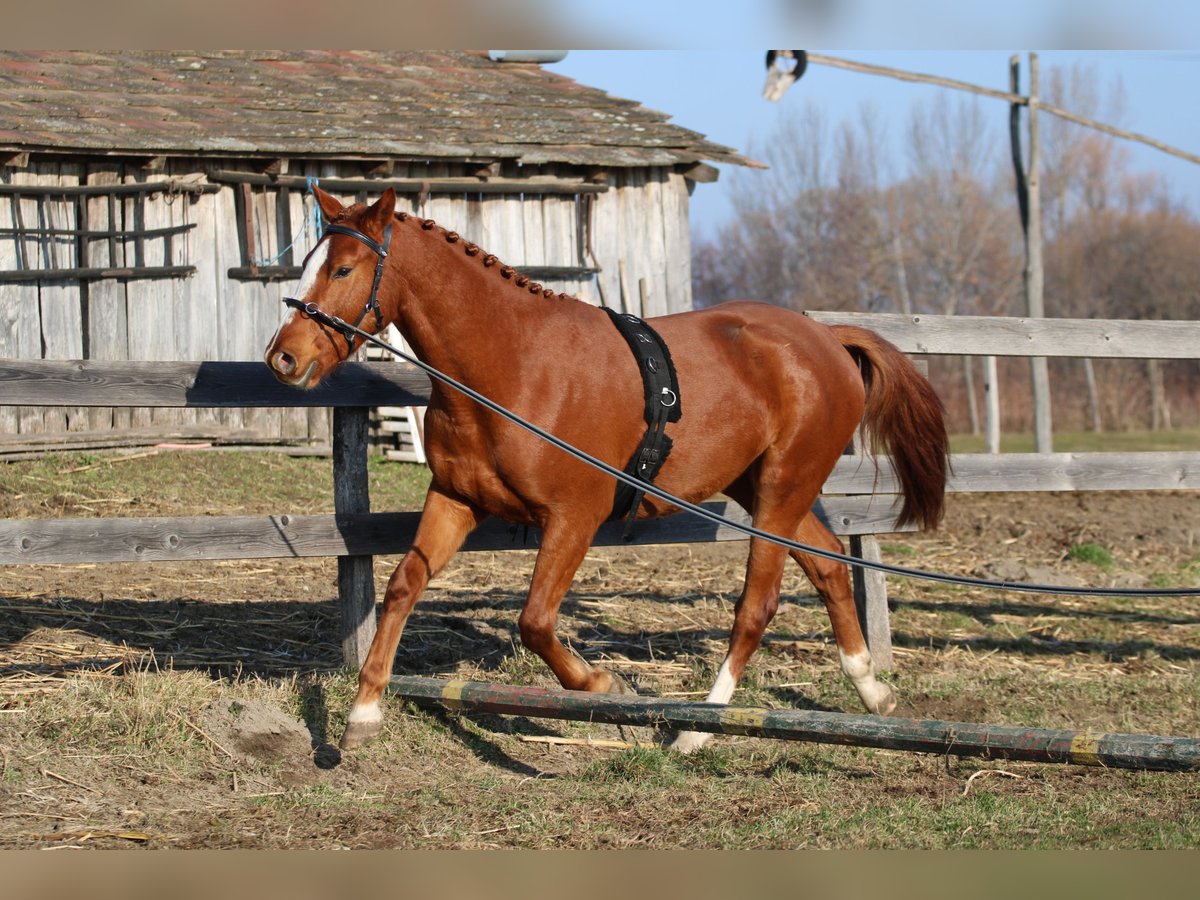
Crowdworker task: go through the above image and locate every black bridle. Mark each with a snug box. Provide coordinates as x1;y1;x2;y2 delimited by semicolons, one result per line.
283;222;393;354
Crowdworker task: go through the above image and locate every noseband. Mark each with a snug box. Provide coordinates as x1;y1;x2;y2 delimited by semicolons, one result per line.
283;221;393;354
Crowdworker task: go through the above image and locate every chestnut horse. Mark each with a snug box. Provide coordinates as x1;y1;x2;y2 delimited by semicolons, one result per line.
265;187;949;753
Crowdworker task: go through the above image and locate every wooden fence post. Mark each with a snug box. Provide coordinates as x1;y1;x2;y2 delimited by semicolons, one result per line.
333;406;376;668
848;429;894;672
851;534;893;671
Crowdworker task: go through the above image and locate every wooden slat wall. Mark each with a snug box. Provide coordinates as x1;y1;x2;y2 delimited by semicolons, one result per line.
0;158;697;441
0;166;44;436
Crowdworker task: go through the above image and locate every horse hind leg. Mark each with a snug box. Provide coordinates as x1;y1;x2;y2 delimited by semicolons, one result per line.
790;512;896;716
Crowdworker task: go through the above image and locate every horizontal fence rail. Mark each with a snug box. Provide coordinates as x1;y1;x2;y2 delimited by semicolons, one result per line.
805;311;1200;359
0;360;430;409
0;500;908;568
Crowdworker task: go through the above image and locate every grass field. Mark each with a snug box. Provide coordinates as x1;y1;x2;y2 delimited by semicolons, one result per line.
0;446;1196;848
949;426;1200;454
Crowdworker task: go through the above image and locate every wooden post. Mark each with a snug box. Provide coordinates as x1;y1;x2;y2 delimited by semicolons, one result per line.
983;355;1001;453
1084;358;1102;433
333;406;376;668
1010;53;1053;453
848;429;893;671
850;534;892;671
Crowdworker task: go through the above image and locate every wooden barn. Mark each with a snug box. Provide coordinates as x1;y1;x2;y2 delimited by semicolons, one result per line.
0;50;753;454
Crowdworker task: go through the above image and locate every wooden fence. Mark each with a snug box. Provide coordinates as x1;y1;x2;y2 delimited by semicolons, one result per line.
805;310;1200;669
0;356;893;667
1;312;1198;671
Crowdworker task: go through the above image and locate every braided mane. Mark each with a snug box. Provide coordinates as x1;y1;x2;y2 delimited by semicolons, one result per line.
391;210;582;304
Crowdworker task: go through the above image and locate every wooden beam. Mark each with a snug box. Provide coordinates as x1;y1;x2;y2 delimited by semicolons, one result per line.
0;266;195;283
1;151;29;168
0;181;218;197
0;359;432;408
826;451;1200;494
803;311;1200;360
207;170;608;194
679;162;719;184
0;497;908;567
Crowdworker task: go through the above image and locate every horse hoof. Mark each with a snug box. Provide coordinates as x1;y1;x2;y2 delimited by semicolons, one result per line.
669;730;711;754
339;719;383;750
607;671;636;695
867;685;898;717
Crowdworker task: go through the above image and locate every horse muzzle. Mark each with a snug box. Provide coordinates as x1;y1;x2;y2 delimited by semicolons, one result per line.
266;346;320;389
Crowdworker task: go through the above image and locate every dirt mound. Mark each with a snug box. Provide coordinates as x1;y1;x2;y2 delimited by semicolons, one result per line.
199;698;322;785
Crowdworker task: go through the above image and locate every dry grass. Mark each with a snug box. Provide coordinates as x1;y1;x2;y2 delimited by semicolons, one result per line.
0;450;1197;848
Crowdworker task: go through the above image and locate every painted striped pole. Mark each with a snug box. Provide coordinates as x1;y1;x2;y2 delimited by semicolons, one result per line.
388;676;1200;772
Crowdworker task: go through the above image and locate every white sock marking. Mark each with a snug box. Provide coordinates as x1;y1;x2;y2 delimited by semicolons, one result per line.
347;700;381;724
839;648;894;714
673;657;738;753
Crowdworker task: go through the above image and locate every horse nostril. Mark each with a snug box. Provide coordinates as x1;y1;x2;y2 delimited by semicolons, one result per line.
273;350;296;376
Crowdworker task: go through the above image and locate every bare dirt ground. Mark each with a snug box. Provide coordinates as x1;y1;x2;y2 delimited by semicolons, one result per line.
0;485;1197;848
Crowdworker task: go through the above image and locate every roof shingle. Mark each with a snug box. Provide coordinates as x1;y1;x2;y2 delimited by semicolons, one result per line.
0;50;756;169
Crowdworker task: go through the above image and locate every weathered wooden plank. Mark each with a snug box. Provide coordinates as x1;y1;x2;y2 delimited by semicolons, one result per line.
206;171;607;195
0;359;432;408
827;451;1200;494
123;173;172;429
0;172;43;435
582;190;612;310
660;170;691;315
639;168;669;317
6;170;49;434
804;310;1200;359
83;165;127;431
389;676;1200;772
0;424;271;454
0;496;906;567
851;534;892;670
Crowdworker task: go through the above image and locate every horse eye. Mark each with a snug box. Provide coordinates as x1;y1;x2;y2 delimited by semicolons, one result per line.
333;266;353;279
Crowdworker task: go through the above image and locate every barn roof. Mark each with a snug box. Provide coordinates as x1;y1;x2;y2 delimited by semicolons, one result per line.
0;50;757;170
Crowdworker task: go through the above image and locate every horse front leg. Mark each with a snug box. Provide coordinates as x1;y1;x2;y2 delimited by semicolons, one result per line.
517;519;631;695
671;534;787;753
340;487;483;750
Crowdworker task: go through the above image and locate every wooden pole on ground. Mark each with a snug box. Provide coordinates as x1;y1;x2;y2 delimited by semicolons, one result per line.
389;676;1200;772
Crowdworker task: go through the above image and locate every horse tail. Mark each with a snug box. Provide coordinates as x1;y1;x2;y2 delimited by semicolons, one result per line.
832;325;950;531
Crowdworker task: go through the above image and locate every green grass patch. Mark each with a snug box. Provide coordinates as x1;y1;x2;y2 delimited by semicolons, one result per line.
0;449;431;517
949;426;1200;454
1068;542;1115;567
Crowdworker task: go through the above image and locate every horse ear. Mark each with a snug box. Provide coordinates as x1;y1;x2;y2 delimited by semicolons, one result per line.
364;188;397;238
313;186;344;223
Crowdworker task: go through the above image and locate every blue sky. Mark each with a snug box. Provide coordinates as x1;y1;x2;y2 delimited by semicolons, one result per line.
547;51;1200;240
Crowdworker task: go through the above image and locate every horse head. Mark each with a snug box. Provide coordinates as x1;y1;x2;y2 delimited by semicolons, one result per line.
264;186;397;389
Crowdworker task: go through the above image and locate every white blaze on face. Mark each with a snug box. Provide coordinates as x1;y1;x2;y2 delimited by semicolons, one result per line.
295;238;330;302
269;239;330;342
